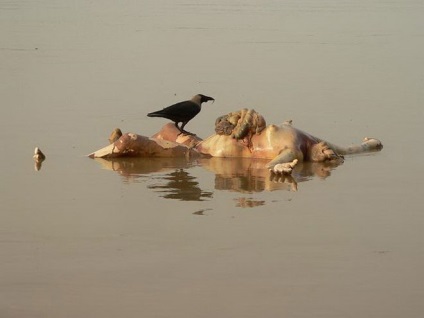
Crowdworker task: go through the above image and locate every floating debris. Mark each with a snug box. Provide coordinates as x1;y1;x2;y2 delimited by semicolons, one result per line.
33;147;46;162
33;147;46;171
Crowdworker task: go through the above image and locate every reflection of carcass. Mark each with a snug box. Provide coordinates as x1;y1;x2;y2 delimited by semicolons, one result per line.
200;157;299;192
89;109;382;175
91;155;344;195
93;157;212;201
93;157;193;176
234;197;266;208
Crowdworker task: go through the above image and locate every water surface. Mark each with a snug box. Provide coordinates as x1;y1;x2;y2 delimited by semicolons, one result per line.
1;1;423;317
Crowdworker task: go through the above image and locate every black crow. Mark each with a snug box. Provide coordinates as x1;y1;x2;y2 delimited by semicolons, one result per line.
147;94;215;135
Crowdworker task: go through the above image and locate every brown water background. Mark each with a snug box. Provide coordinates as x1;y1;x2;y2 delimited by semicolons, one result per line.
1;1;423;317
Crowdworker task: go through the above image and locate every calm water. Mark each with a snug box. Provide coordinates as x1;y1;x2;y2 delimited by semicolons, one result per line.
1;1;424;317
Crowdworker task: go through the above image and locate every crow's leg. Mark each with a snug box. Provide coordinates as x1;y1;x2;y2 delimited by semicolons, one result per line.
175;122;185;135
179;122;195;136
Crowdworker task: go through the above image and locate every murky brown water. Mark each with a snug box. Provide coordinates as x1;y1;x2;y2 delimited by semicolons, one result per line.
1;1;423;317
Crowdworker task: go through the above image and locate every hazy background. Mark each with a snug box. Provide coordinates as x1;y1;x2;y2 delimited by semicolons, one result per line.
1;1;423;317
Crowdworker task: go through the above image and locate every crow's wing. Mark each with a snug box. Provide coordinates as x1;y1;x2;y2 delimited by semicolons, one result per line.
148;100;200;123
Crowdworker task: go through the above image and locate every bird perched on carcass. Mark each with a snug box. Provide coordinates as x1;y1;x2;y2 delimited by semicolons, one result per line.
147;94;215;135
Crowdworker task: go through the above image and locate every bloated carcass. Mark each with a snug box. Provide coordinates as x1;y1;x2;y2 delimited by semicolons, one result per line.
88;109;382;174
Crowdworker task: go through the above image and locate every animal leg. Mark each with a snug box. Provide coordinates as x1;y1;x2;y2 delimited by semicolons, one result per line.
175;122;183;134
265;148;297;170
310;141;343;162
328;137;383;155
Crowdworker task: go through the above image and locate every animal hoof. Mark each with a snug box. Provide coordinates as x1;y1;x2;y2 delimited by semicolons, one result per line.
269;159;298;175
362;137;383;150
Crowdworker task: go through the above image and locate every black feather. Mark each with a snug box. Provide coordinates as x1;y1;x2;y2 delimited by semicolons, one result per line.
147;94;214;135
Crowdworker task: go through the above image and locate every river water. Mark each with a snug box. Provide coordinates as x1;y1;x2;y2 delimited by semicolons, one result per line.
1;1;423;317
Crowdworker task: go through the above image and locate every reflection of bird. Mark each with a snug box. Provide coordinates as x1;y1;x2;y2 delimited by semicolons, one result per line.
148;169;213;201
147;94;215;135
